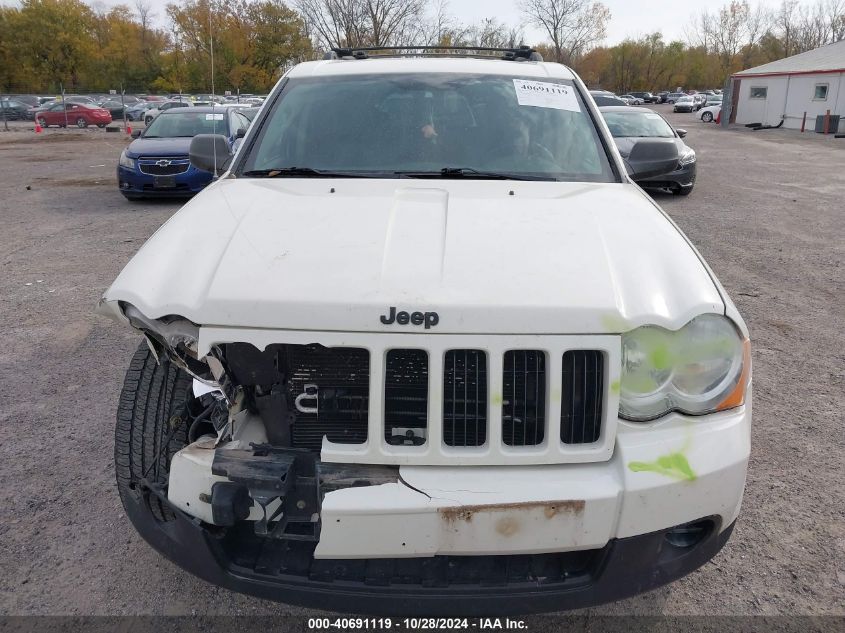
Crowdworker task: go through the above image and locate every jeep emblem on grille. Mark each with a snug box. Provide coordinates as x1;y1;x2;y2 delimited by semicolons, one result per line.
155;159;172;167
380;306;439;329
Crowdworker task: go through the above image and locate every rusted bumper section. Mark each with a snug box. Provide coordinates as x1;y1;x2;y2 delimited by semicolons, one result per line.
123;488;734;616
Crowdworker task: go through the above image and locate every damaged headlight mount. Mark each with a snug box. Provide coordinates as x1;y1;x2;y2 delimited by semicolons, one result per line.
121;304;234;404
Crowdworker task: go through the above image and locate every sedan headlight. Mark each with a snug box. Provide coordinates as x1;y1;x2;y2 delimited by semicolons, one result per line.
119;150;136;169
679;149;696;165
620;314;749;421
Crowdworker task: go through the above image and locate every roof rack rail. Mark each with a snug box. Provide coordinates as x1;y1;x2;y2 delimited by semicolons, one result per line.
323;45;543;62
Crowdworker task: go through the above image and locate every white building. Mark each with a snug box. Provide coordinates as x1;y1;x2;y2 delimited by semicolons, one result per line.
729;39;845;133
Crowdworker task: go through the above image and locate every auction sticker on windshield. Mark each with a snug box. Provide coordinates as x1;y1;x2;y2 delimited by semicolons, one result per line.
513;79;580;112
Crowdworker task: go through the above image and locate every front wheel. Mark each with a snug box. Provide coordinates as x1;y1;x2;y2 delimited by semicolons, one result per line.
144;116;153;126
702;111;713;122
76;117;87;128
36;117;47;128
115;342;192;522
97;123;106;128
673;185;694;196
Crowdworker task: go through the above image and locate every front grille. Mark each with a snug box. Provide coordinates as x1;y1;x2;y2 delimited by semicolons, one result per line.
222;337;611;461
503;351;546;446
285;345;369;450
561;350;604;444
138;156;190;176
384;349;428;445
443;350;487;447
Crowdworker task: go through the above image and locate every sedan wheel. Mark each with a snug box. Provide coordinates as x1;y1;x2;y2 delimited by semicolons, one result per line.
76;117;87;128
144;116;153;125
702;111;714;122
36;117;47;128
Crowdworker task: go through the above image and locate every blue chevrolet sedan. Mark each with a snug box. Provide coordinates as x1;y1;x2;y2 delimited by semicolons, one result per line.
117;106;252;200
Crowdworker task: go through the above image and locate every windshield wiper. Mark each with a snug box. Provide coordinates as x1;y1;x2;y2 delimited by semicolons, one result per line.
395;167;556;181
241;167;382;178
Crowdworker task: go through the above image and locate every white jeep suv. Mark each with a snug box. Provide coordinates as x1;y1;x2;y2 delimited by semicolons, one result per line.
99;46;751;615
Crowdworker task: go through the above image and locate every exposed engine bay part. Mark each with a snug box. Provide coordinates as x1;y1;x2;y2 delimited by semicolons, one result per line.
168;438;400;539
101;301;370;454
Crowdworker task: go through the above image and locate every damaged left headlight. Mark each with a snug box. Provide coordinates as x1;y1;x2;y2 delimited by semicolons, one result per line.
620;314;750;421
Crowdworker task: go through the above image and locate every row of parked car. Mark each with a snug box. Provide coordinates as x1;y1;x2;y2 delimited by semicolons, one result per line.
0;92;266;124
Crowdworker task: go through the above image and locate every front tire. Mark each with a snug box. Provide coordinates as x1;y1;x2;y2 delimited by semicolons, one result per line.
115;342;192;522
702;111;713;122
36;117;47;128
76;117;87;128
673;185;694;196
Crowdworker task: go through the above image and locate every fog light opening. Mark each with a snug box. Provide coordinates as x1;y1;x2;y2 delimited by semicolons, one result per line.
665;519;713;548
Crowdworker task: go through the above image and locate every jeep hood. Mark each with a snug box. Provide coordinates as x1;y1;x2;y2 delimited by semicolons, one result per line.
101;178;724;334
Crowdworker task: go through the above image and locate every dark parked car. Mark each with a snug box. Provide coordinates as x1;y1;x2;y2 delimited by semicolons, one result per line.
0;99;31;120
656;91;669;103
8;95;41;108
35;102;112;128
601;106;696;196
100;100;128;120
673;96;697;113
117;107;251;200
589;90;627;106
629;91;657;103
125;102;157;121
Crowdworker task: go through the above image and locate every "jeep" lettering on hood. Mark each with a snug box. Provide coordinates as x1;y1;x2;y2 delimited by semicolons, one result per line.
380;307;439;329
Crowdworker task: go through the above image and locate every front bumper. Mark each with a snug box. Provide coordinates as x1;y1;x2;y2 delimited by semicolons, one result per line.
135;403;749;612
637;161;696;191
126;488;734;615
117;164;212;198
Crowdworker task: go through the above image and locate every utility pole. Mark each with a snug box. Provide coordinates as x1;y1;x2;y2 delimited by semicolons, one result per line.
1;92;8;132
61;83;69;129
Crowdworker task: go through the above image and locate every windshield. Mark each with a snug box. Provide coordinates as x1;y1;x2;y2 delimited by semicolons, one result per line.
240;74;615;182
144;111;228;138
603;110;675;138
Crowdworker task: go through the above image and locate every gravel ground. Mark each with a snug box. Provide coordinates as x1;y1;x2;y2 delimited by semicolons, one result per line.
0;109;843;617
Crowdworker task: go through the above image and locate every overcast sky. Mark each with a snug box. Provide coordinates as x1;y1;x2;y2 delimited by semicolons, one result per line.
1;0;790;45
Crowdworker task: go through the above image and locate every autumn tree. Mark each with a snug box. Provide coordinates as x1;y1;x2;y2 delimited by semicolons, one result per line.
165;0;311;93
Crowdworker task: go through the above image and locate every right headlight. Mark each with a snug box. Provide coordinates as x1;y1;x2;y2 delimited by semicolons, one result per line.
679;149;696;165
119;150;136;169
620;314;750;421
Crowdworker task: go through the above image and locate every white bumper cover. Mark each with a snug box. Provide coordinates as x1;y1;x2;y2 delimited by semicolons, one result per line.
169;397;749;559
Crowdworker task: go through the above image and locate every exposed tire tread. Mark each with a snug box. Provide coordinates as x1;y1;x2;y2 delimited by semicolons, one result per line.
115;342;191;522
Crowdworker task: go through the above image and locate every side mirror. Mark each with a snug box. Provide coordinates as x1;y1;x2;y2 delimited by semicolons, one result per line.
130;129;142;139
189;134;232;175
675;128;687;138
235;127;246;139
624;139;680;180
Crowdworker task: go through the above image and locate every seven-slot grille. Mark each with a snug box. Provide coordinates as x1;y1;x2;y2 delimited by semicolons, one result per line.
281;346;605;451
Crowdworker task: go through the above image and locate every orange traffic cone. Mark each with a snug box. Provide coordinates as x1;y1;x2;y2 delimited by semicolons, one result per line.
34;122;42;133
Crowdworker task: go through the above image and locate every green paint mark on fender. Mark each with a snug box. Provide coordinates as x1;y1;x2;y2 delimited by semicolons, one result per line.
628;452;697;481
609;379;620;394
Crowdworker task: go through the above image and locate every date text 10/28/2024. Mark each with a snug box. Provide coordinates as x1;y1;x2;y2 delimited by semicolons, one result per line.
308;618;529;630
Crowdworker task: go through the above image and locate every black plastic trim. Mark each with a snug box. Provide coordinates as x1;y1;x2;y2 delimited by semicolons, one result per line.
123;488;735;616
